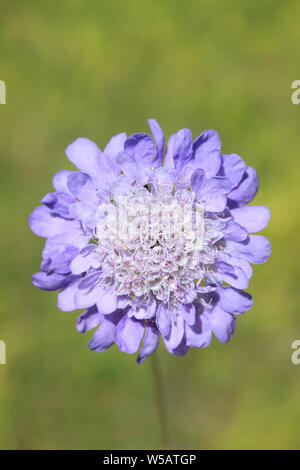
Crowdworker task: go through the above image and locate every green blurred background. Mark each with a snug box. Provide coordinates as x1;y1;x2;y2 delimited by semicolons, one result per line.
0;0;299;450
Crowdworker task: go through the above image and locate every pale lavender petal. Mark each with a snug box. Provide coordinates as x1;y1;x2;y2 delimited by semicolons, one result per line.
215;261;249;289
208;306;236;343
41;192;75;219
133;297;157;320
75;284;99;309
96;285;118;314
203;192;227;212
182;303;196;326
78;271;101;290
52;170;74;193
111;174;132;201
137;325;159;364
219;253;253;280
163;312;184;350
170;338;189;356
227;235;271;265
57;279;80;311
148;118;165;167
116;151;140;180
163;134;175;169
67;173;99;206
156;305;171;337
229;167;259;205
32;272;72;291
89;320;116;352
70;249;100;275
65;138;104;184
190;169;205;193
192;130;221;178
193;129;221;156
104;132;127;158
29;206;80;238
224;220;248;242
69;202;96;228
221;153;246;189
231;206;271;233
76;306;101;333
41;244;79;275
124;133;154;165
185;313;212;348
217;287;253;315
172;128;193;173
115;316;145;353
205;176;233;194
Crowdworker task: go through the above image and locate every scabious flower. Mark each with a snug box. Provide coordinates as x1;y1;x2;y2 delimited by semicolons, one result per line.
29;119;271;363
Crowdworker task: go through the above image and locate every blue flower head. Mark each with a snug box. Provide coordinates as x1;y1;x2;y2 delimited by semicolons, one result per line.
29;120;271;363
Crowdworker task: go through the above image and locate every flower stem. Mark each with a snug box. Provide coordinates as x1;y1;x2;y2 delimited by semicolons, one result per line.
151;352;168;448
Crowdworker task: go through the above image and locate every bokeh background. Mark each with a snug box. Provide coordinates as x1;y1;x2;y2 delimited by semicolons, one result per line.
0;0;299;450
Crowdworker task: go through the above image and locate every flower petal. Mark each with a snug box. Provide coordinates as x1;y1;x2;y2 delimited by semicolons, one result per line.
111;174;132;201
89;320;115;352
192;129;221;178
70;248;100;275
137;325;159;364
227;235;271;265
182;303;196;326
124;133;154;165
52;170;74;193
224;220;248;242
65;138;104;185
57;279;80;311
203;192;227;212
29;206;80;238
115;316;145;353
172;128;193;173
219;252;253;280
69;201;96;228
156;305;171;337
75;285;99;309
32;272;71;291
148;118;165;167
215;261;249;289
190;169;205;193
164;134;175;169
96;285;118;314
228;166;259;205
116;151;140;180
41;192;75;219
221;153;246;189
67;173;99;206
217;287;253;315
76;306;101;333
163;312;184;351
231;206;271;233
208;306;236;343
133;297;157;320
41;244;79;275
185;313;212;348
193;129;221;156
104;132;126;159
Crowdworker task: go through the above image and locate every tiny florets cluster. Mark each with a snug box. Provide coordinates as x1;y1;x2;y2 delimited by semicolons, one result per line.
30;120;271;363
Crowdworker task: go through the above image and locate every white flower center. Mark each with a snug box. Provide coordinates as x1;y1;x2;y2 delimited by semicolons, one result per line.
94;185;224;309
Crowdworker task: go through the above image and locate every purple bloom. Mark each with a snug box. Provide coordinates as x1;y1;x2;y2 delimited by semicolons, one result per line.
29;120;271;363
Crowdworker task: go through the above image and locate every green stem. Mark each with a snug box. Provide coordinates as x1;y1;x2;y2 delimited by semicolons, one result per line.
151;353;168;448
